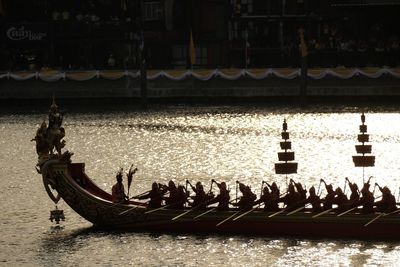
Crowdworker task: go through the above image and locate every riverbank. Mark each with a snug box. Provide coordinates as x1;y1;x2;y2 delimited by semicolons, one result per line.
1;68;400;105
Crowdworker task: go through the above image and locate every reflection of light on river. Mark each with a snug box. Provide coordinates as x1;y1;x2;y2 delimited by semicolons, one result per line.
2;106;400;266
66;111;400;198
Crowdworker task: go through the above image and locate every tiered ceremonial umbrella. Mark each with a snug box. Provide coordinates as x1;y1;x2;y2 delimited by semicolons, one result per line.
352;113;375;183
275;119;298;181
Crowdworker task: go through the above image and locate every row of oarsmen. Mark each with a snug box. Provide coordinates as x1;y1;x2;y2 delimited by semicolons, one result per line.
125;177;397;214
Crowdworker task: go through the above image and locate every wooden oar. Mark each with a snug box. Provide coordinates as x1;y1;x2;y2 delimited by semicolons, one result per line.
235;181;239;205
171;198;214;221
316;179;322;196
286;204;309;216
193;197;240;220
126;165;136;199
268;196;308;218
260;181;266;197
234;185;288;221
171;208;196;221
383;208;400;216
193;207;217;219
337;206;359;217
338;194;383;218
232;203;262;221
397;186;400;202
129;190;151;199
119;205;141;216
267;209;286;218
312;208;334;218
144;204;173;214
269;203;307;218
266;191;291;218
216;210;242;227
364;212;385;227
233;181;268;221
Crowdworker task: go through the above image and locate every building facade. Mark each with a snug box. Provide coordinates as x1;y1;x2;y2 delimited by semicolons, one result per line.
0;0;399;71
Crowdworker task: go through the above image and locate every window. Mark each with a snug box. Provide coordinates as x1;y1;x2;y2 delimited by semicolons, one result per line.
144;2;162;21
172;45;208;67
196;46;208;65
172;45;187;67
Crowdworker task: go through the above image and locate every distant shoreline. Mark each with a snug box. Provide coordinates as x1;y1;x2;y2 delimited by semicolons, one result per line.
1;68;400;108
2;96;400;116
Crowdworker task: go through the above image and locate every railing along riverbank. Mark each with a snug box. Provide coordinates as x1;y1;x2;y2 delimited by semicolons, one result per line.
0;68;400;102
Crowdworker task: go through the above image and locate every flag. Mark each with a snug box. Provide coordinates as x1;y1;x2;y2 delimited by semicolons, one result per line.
189;30;196;66
245;30;250;68
298;28;308;58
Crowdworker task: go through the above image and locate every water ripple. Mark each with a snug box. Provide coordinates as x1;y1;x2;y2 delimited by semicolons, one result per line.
2;106;400;265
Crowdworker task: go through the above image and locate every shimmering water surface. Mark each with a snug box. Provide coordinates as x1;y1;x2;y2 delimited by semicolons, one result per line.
2;104;400;266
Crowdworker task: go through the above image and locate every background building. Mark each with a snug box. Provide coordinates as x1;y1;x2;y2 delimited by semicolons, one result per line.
0;0;399;71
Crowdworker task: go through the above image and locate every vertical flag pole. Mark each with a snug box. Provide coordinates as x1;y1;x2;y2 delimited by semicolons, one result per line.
189;30;196;69
139;0;147;106
298;28;308;106
189;29;196;93
245;28;249;70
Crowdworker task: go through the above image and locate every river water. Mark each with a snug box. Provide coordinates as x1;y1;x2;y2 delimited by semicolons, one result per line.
2;104;400;266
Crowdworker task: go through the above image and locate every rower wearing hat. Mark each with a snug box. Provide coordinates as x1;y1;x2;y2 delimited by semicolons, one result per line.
232;182;257;210
375;184;397;213
208;180;230;210
321;179;335;210
306;186;322;212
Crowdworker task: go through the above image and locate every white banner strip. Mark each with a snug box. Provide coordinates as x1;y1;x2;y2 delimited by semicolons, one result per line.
147;71;163;80
191;69;218;81
65;71;97;81
1;68;400;81
272;69;300;79
386;69;400;78
9;72;36;81
162;70;191;81
38;72;64;82
358;68;386;79
326;69;358;79
217;69;245;80
245;69;273;80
